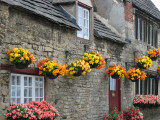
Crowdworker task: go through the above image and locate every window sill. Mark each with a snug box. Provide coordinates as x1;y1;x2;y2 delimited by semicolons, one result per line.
0;64;39;75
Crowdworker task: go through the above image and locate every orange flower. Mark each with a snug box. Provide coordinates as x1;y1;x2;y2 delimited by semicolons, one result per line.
147;49;160;59
157;65;160;74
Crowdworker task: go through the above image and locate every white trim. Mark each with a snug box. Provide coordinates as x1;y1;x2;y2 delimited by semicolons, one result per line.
10;73;44;104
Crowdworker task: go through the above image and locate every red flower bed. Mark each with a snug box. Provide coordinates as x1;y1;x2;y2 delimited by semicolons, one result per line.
5;101;59;120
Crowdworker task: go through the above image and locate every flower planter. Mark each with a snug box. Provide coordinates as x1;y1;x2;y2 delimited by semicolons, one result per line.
111;74;119;79
47;74;58;79
73;72;82;76
151;57;157;61
15;63;30;69
130;79;138;82
90;64;98;68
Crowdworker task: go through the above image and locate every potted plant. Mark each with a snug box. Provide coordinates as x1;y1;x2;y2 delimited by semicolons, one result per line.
38;58;66;80
103;107;123;120
82;51;105;69
147;49;160;61
66;60;91;78
7;48;35;69
135;56;152;69
5;101;60;120
126;68;147;82
106;65;126;79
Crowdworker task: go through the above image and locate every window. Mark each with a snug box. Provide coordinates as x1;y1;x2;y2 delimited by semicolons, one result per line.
77;5;89;40
136;75;158;95
110;77;116;91
135;15;158;47
10;74;44;104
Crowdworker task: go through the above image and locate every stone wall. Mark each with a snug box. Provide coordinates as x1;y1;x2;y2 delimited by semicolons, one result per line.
0;3;108;120
0;1;160;120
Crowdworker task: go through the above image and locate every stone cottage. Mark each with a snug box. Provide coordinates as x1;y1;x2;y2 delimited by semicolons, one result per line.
0;0;160;120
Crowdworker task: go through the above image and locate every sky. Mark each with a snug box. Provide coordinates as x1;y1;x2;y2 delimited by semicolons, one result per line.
152;0;160;11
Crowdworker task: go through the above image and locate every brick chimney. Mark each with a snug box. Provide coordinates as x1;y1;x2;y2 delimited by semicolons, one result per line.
124;0;133;22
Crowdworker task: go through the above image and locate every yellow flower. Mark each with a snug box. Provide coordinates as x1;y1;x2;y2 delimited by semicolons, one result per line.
43;68;46;71
20;57;24;61
82;71;86;75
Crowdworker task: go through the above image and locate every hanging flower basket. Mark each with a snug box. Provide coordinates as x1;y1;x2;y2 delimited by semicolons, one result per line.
111;74;120;79
38;58;66;80
82;51;105;69
147;49;160;61
126;68;147;82
73;72;82;76
135;56;152;69
7;48;35;69
90;63;99;68
66;60;91;78
106;65;126;79
47;74;58;79
15;63;29;69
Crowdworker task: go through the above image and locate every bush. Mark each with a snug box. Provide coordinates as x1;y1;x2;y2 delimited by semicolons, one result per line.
5;101;59;120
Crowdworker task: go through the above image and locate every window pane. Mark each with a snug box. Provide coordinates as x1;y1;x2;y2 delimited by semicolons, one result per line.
35;98;40;101
24;88;28;97
78;7;82;17
12;86;16;97
35;88;39;97
29;98;32;102
110;77;116;91
40;88;43;97
17;87;21;97
24;77;28;86
35;78;39;87
12;76;16;85
29;88;32;97
24;98;28;103
17;98;20;103
40;98;43;101
40;79;43;87
11;98;16;103
138;18;140;40
29;77;32;86
150;25;152;45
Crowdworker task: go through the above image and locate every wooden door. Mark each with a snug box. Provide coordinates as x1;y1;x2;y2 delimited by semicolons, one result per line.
109;77;121;113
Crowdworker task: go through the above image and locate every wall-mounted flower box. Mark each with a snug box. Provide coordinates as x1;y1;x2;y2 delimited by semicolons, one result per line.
133;95;160;108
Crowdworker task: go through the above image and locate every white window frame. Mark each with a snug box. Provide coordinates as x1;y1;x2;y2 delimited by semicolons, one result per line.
77;5;89;40
10;73;44;104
